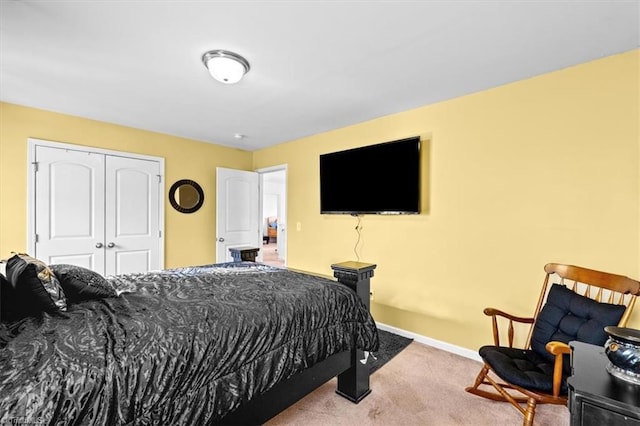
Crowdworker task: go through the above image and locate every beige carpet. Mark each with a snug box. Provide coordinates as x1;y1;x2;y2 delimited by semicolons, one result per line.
266;341;569;425
261;242;284;267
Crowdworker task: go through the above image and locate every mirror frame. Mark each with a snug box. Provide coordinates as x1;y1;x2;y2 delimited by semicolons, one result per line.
169;179;204;214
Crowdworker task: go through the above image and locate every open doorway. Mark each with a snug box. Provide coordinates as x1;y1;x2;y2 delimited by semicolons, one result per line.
259;167;287;267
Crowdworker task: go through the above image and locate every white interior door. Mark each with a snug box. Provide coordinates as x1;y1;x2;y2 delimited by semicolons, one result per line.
105;156;161;275
216;167;260;263
34;146;106;270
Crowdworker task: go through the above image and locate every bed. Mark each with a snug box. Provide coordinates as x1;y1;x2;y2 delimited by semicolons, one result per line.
0;259;378;425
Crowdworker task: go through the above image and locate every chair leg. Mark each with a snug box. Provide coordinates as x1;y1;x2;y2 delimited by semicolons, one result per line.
466;364;523;403
465;364;506;401
523;398;536;426
472;364;490;389
467;364;539;426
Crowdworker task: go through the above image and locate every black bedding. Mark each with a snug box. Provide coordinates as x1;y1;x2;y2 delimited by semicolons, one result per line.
0;262;378;425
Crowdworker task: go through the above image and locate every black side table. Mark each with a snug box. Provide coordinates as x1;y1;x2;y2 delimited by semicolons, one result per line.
568;341;640;425
229;246;259;262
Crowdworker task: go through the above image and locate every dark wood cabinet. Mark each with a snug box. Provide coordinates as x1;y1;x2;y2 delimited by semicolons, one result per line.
568;341;640;425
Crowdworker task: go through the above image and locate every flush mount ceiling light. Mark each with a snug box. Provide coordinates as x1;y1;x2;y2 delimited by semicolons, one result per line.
202;50;250;84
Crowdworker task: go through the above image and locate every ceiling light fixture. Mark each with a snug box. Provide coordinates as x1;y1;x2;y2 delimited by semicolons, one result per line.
202;50;250;84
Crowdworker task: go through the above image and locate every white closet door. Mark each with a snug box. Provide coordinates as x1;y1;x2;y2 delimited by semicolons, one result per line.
105;156;161;275
31;140;163;276
34;146;106;271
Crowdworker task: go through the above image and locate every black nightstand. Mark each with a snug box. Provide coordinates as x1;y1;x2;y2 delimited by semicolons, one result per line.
229;246;259;263
568;341;640;425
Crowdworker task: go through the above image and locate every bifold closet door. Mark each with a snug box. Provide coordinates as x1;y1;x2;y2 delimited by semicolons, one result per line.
34;146;106;271
105;155;160;276
34;146;161;275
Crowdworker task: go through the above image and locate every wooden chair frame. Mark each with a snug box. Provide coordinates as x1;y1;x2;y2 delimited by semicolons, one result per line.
465;263;639;426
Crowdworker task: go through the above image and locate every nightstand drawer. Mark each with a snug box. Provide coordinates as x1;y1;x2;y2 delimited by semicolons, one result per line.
580;401;640;426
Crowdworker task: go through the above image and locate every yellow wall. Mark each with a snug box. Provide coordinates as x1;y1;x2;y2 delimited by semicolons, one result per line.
254;49;640;349
1;50;638;352
0;103;252;268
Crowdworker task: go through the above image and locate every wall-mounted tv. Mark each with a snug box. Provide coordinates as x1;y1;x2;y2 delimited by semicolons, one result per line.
320;136;420;215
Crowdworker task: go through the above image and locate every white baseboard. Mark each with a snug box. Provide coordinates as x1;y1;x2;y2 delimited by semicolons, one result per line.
376;322;482;363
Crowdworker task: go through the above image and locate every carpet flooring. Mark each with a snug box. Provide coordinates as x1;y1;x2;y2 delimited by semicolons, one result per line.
261;242;284;267
266;337;569;425
369;329;413;374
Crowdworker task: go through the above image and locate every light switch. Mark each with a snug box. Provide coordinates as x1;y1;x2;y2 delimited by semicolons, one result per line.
296;222;302;231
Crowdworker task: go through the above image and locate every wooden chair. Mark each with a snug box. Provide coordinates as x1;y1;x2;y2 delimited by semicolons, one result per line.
465;263;639;426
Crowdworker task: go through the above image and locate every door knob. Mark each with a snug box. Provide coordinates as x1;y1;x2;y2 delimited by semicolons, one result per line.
107;242;115;248
96;242;103;248
218;237;225;242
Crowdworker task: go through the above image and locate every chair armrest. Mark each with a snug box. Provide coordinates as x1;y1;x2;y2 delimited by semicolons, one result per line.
483;308;535;324
545;341;571;356
545;341;571;397
483;308;535;347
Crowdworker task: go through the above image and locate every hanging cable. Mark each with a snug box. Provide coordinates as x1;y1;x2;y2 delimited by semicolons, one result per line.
353;214;362;261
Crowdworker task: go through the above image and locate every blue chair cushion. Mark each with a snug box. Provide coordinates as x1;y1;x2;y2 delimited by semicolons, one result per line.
479;345;568;394
530;284;625;362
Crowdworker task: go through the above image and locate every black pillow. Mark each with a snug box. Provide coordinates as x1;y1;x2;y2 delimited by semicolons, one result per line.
531;283;626;362
6;253;67;315
49;264;117;301
1;273;19;321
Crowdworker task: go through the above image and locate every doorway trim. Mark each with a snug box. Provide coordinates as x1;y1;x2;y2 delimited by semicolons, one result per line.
257;164;288;267
26;138;165;268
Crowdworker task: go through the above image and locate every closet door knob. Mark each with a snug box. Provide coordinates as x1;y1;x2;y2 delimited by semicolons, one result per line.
218;237;225;242
107;242;115;248
96;242;104;248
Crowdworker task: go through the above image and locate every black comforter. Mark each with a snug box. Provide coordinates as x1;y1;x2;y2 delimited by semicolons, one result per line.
0;262;378;425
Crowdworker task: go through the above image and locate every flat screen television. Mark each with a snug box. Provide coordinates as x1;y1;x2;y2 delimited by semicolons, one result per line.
320;136;420;215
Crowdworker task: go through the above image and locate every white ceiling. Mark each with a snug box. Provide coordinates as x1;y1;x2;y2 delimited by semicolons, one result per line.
1;1;638;151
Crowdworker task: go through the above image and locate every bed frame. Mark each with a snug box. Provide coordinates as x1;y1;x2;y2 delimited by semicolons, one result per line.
221;261;377;425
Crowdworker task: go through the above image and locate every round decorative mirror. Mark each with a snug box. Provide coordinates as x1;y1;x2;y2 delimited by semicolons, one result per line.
169;179;204;213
